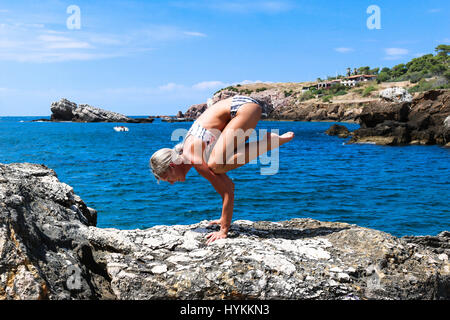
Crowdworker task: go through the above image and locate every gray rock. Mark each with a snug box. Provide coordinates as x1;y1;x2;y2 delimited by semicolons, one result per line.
444;116;450;129
325;124;351;138
403;231;450;256
183;103;208;119
50;98;153;123
1;163;449;300
380;87;413;103
349;90;450;146
50;98;77;121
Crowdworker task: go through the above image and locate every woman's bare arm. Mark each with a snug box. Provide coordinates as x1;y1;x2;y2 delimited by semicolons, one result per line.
194;163;234;243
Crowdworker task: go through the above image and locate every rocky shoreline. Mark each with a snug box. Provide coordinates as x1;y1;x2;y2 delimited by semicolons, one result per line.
35;88;450;147
184;86;374;122
185;88;450;146
325;90;450;146
1;163;449;300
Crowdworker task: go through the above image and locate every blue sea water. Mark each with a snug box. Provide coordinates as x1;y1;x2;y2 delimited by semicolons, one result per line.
0;116;449;237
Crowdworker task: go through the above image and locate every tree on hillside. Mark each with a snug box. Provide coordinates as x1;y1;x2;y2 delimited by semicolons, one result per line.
357;66;370;75
435;44;449;64
369;67;380;75
435;44;450;56
406;54;434;73
346;67;351;77
391;63;408;78
372;45;449;84
377;72;390;83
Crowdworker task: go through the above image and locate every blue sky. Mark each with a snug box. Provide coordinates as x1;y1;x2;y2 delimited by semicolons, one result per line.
0;0;448;116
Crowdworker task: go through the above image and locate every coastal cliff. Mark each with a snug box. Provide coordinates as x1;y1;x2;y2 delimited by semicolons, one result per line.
338;89;450;146
1;163;449;300
186;84;449;146
184;82;382;122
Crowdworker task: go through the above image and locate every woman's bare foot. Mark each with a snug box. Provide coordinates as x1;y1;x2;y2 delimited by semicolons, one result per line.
280;131;295;144
267;131;294;146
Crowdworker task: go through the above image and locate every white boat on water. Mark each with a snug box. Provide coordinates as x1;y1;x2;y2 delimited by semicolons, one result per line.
113;126;129;132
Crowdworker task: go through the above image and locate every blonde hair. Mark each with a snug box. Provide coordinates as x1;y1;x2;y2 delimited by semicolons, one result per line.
149;143;184;184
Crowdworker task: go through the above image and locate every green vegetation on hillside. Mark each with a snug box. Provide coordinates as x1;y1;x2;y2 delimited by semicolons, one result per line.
362;85;377;97
310;83;350;101
331;45;450;93
376;45;449;87
213;45;449;99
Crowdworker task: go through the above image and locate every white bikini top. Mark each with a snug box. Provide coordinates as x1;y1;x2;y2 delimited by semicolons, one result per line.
182;120;222;162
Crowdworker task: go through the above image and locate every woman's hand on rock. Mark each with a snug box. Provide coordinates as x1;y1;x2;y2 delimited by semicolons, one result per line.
205;230;227;245
208;219;222;226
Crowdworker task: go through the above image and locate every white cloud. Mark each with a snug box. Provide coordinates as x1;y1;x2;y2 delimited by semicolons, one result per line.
37;35;72;42
158;80;272;92
171;0;294;14
0;52;122;63
37;34;92;49
89;35;123;45
192;81;226;90
385;48;409;56
47;41;91;49
219;1;294;13
234;80;273;85
334;47;354;53
428;8;441;13
0;39;24;48
102;80;229;96
384;47;409;60
0;21;206;63
158;83;185;91
138;25;207;42
183;31;207;37
159;81;228;92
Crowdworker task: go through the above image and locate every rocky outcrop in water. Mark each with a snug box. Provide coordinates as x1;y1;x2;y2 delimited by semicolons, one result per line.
325;124;351;138
48;98;154;123
347;90;450;145
1;163;449;300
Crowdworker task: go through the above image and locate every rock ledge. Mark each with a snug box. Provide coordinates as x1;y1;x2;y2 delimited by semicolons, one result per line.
1;163;449;300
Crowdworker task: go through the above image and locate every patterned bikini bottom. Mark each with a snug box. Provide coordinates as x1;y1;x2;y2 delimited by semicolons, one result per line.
230;95;268;119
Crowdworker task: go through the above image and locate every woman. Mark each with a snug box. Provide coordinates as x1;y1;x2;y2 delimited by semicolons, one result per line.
150;95;295;244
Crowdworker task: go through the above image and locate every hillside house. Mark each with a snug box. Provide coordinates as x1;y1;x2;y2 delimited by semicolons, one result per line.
340;75;377;87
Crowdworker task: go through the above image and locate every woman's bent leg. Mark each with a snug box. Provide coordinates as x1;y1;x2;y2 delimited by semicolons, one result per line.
207;103;261;173
214;132;294;174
